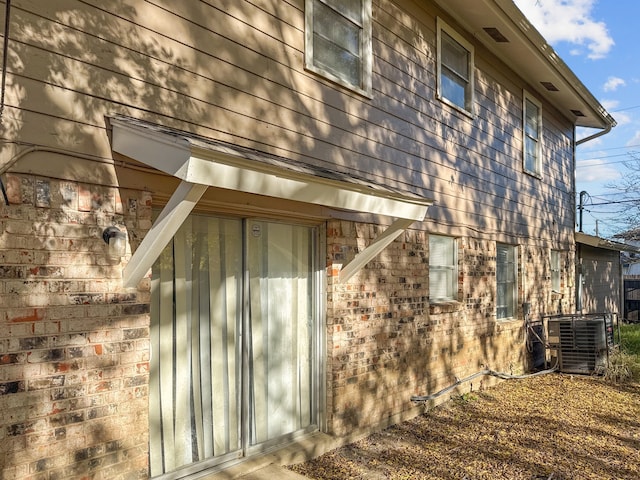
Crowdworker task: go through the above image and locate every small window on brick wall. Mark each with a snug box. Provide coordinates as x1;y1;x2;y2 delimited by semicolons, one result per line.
497;243;517;320
429;235;458;302
551;250;561;292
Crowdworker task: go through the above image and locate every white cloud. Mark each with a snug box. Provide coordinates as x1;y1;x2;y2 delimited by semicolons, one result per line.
514;0;614;59
598;100;630;126
625;130;640;147
603;76;626;92
576;158;621;182
601;99;619;110
612;111;631;126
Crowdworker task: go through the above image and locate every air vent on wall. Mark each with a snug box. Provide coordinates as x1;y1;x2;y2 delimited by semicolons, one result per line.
483;27;509;43
571;109;586;117
540;81;559;91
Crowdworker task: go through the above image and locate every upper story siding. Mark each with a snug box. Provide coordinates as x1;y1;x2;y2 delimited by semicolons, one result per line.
2;0;576;245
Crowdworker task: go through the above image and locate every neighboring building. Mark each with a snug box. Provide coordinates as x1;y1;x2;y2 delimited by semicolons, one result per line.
0;1;614;478
575;232;635;317
611;228;640;321
613;228;640;277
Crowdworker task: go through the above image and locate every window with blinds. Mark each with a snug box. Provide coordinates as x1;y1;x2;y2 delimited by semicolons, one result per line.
496;243;517;320
551;250;561;292
429;235;457;302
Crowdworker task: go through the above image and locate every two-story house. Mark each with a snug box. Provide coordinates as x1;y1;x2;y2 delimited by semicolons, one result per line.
0;0;614;478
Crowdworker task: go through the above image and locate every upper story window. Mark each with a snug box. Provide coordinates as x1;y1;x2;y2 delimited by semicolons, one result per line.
437;18;474;114
496;243;517;320
305;0;372;95
524;91;542;175
429;235;458;302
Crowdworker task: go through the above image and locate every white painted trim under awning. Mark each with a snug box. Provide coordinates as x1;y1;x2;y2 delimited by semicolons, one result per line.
107;116;432;287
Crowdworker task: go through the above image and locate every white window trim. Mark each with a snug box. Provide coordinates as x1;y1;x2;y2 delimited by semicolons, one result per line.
436;17;475;116
304;0;372;97
523;90;543;177
496;243;518;321
429;234;458;303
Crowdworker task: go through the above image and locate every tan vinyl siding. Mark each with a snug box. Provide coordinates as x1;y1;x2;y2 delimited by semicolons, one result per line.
7;0;575;247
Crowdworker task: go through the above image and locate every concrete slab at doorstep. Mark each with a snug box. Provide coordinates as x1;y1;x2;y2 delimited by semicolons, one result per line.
199;432;342;480
234;464;309;479
199;406;428;480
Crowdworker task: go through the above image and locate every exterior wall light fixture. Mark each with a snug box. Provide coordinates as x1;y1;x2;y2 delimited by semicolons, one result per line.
102;226;126;259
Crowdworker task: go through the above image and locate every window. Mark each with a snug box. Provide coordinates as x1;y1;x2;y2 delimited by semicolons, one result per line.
305;0;372;94
523;92;542;175
496;244;517;320
551;250;561;292
437;18;474;113
429;235;457;302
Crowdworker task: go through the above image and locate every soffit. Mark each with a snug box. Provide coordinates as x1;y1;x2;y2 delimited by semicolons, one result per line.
432;0;616;130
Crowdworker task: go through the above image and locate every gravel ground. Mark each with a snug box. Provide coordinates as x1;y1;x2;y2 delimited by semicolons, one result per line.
287;374;640;479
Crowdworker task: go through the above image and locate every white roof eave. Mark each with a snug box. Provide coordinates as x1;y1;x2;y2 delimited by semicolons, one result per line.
432;0;616;130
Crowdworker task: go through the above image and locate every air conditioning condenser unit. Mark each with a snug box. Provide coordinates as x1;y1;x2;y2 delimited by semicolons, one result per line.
546;315;609;374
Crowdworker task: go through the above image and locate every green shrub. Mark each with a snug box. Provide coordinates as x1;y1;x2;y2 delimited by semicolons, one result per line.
620;323;640;355
605;323;640;383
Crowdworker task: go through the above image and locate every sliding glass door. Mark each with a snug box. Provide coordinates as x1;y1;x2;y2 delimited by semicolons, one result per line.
149;215;319;477
247;220;315;447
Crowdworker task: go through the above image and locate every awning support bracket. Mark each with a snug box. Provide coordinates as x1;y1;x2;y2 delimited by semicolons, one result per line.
123;180;207;288
338;218;415;284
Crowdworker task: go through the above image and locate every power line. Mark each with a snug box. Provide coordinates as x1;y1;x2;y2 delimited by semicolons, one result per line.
586;198;640;206
610;104;640;113
590;192;630;197
578;143;640;153
577;149;640;164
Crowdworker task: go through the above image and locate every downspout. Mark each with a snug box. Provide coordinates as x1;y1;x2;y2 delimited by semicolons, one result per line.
574;120;614;312
575;122;612;146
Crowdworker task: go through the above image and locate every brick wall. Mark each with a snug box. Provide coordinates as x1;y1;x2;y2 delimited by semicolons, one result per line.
0;173;151;480
1;176;577;476
325;220;562;436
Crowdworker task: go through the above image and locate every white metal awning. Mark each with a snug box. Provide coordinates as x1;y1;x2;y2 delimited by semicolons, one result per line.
107;116;432;287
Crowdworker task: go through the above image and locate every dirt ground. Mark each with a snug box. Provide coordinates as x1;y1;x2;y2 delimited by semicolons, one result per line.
287;374;640;480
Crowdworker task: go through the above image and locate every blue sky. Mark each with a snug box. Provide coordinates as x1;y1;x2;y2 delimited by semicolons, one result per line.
513;0;640;238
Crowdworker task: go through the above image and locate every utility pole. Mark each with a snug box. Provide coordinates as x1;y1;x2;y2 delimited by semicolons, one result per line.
578;190;587;233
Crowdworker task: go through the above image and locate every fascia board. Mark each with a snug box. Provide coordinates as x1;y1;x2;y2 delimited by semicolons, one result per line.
433;0;615;130
185;149;429;221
